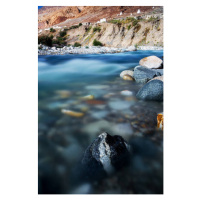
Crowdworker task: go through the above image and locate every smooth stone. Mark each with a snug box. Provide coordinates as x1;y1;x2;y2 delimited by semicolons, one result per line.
123;74;134;81
139;56;163;69
61;109;84;117
112;123;134;138
133;66;163;83
90;110;109;119
71;183;92;194
120;70;134;78
82;120;112;136
85;85;109;90
120;90;133;96
108;100;133;110
136;80;163;101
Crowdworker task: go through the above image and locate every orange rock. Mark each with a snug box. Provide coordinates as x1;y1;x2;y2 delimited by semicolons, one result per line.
86;99;105;105
157;113;163;130
61;109;84;117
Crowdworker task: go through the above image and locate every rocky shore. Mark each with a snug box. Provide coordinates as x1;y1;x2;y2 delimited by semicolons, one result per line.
38;45;163;55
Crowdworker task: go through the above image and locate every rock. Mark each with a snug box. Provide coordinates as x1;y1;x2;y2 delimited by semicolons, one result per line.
81;132;130;180
90;110;109;119
61;109;84;117
136;80;163;101
81;95;94;100
71;183;92;194
123;74;134;81
133;66;163;83
149;75;163;82
157;112;164;130
120;70;134;78
139;56;163;69
108;100;134;110
120;90;133;96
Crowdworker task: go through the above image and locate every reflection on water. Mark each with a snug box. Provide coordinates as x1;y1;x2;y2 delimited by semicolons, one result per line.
38;51;163;194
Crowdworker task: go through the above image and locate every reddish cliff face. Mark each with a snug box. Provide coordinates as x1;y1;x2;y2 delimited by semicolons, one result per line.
38;6;163;29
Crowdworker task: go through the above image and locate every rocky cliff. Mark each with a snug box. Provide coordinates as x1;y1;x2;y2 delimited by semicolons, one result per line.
38;6;163;48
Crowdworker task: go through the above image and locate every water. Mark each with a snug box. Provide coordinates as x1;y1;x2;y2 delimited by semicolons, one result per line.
38;50;163;194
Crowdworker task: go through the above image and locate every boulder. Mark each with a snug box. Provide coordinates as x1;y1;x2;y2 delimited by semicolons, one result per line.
123;74;134;81
81;132;130;180
120;70;134;78
133;66;163;83
139;56;163;69
136;80;163;101
149;75;163;82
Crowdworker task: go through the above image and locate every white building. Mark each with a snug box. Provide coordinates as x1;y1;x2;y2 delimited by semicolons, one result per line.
137;9;140;14
120;12;123;15
100;18;106;23
44;28;50;31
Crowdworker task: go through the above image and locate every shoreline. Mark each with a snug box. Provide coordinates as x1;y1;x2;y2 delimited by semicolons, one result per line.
38;45;163;55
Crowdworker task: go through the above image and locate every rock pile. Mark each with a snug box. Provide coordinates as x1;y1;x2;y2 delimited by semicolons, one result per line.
120;55;163;101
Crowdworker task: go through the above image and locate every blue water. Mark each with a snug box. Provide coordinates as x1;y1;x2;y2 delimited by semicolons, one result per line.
38;50;163;194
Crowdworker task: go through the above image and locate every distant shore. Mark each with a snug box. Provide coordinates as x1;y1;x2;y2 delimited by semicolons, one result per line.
38;45;163;55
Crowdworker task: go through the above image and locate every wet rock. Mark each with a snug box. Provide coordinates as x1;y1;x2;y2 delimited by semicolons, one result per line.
120;90;133;96
123;74;134;81
136;80;163;101
139;56;163;69
81;132;130;180
133;66;163;83
108;100;134;110
61;109;85;117
120;70;134;78
149;75;163;82
81;95;94;100
90;110;109;119
71;183;92;194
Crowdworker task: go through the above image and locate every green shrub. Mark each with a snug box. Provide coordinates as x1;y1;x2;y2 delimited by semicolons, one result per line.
93;27;101;32
93;39;103;46
85;46;89;49
38;36;53;47
73;42;81;47
79;23;82;26
50;28;56;33
85;26;92;33
127;25;131;30
108;19;122;25
59;31;66;37
52;36;66;45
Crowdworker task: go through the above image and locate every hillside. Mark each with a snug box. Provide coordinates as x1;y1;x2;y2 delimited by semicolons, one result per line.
38;6;163;48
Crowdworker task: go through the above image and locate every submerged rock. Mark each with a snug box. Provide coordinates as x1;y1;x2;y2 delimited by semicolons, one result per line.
136;80;163;101
81;132;130;180
133;66;163;83
120;70;134;78
139;56;163;69
61;109;85;117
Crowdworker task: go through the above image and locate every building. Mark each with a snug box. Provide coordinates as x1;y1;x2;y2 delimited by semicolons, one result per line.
100;18;106;23
137;9;140;14
120;12;123;15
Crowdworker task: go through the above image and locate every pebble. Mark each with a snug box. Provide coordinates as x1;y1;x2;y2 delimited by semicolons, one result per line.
120;90;133;96
81;95;94;100
71;183;92;194
61;109;85;117
108;100;133;110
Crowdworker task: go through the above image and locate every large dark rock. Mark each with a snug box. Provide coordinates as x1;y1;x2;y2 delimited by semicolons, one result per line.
81;132;130;180
136;80;163;101
133;66;163;83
